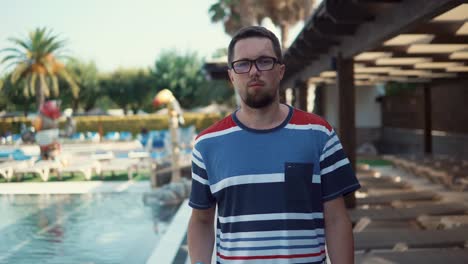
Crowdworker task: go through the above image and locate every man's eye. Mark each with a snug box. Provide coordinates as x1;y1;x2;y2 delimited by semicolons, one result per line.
258;58;273;65
236;61;250;67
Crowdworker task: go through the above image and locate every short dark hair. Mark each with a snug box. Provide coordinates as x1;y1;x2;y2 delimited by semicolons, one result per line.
227;26;282;66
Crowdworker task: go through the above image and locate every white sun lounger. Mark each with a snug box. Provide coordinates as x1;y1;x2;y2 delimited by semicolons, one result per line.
14;160;62;181
59;159;102;181
99;158;139;180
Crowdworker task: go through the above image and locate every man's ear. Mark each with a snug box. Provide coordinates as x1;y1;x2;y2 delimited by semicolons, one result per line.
228;69;235;83
278;64;286;80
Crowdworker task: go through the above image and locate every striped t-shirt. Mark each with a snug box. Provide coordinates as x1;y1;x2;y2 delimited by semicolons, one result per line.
189;105;360;264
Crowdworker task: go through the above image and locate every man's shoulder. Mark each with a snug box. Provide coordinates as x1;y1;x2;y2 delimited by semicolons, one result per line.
290;108;333;132
195;114;237;140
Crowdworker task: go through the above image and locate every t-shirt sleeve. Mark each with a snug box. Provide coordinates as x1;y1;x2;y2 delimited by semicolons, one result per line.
319;129;361;201
189;145;216;209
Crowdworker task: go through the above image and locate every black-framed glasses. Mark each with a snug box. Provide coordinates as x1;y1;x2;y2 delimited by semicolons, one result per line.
230;56;280;74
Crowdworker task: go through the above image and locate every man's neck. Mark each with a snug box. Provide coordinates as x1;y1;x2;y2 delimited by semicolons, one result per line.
236;102;289;130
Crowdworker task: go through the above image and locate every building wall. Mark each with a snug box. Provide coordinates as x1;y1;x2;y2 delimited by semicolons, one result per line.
323;84;382;147
381;127;468;158
380;80;468;158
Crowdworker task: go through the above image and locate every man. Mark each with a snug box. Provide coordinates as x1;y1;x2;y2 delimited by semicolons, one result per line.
188;26;360;264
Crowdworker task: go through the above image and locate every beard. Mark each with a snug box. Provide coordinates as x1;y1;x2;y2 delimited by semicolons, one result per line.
241;87;276;108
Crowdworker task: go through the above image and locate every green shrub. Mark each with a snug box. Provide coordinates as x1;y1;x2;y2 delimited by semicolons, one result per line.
0;112;222;136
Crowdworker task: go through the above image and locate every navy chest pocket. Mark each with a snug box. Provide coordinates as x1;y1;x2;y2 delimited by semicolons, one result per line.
284;162;315;204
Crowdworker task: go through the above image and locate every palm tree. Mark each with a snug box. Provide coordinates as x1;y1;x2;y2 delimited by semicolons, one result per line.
0;27;79;110
209;0;314;48
262;0;314;48
209;0;261;36
209;0;314;103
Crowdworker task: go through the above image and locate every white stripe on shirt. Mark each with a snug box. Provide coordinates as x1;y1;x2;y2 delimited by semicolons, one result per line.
195;126;242;145
218;212;324;224
210;173;284;194
320;158;350;175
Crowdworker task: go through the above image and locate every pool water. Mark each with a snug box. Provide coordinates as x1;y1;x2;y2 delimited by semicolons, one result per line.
0;193;180;264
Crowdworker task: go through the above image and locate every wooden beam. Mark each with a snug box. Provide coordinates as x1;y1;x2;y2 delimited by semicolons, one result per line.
314;17;358;36
326;0;374;24
282;0;463;88
342;0;464;58
302;29;340;45
354;0;402;3
353;0;402;14
410;21;466;35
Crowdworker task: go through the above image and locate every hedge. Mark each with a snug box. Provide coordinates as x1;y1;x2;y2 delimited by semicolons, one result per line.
0;112;222;136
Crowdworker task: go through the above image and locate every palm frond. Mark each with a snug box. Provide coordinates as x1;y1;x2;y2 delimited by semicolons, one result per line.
23;82;30;98
41;60;55;74
29;73;38;96
11;63;30;83
0;47;25;55
8;37;31;52
1;54;26;64
46;39;66;54
59;69;79;98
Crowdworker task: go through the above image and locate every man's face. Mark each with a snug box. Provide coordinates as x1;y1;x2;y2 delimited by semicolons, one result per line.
228;37;285;109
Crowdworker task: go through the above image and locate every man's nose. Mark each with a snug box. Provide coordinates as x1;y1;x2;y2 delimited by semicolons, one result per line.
249;63;260;77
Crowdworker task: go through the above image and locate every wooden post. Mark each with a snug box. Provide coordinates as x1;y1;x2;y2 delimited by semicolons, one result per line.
337;53;357;208
314;84;325;116
423;84;432;154
294;80;308;111
279;89;287;104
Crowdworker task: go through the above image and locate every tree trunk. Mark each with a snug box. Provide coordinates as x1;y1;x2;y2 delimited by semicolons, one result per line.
72;98;79;113
36;79;45;110
280;23;289;49
23;103;29;117
279;23;290;104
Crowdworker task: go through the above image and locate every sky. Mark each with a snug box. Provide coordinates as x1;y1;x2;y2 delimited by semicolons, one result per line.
0;0;313;75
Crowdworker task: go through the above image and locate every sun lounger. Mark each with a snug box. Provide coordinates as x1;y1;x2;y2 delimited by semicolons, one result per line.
91;151;115;161
354;227;468;250
359;180;411;191
0;159;34;182
14;160;62;181
357;249;468;264
418;215;468;230
0;160;33;181
350;203;467;222
0;163;14;181
357;190;439;205
58;159;101;181
99;158;139;180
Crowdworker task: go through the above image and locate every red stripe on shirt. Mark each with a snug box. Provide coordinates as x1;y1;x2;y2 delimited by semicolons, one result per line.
289;109;332;131
217;249;326;260
196;114;237;139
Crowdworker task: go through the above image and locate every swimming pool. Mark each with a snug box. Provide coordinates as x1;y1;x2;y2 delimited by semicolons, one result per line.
0;192;180;264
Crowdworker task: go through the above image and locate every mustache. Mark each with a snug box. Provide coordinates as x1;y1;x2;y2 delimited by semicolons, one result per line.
247;79;265;86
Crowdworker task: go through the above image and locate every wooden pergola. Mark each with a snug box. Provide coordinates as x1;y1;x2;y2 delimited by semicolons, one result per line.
282;0;468;174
